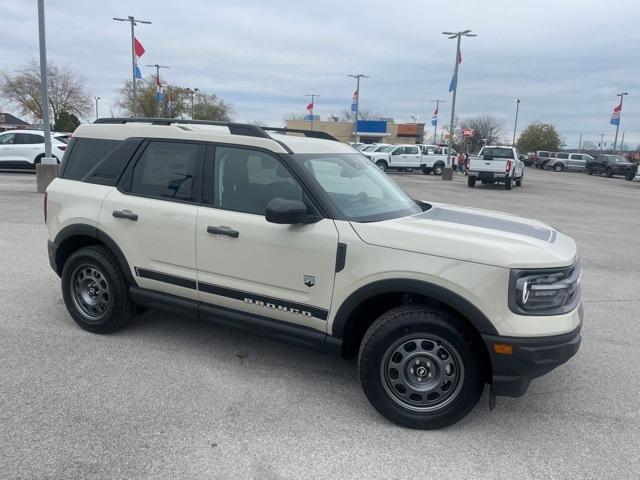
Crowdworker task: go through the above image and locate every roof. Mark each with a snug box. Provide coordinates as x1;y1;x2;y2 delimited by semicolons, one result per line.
0;113;29;126
76;118;358;155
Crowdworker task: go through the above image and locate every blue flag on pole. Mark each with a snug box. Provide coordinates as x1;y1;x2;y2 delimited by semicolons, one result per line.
134;64;142;79
610;102;621;125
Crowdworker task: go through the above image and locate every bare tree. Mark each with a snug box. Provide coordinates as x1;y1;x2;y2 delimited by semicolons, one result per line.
0;60;91;125
284;113;306;121
341;108;377;121
460;115;504;153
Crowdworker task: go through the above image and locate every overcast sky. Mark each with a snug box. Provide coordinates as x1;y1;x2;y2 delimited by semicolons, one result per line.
1;0;639;147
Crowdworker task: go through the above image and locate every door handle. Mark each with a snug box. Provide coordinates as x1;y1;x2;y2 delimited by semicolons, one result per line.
207;226;239;238
112;210;138;221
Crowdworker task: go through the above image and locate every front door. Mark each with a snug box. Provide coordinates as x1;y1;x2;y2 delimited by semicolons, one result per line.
98;140;205;300
196;145;339;332
13;133;44;164
0;132;17;164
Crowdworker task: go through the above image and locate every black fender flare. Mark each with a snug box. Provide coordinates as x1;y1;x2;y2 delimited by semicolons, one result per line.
331;279;499;338
53;224;137;286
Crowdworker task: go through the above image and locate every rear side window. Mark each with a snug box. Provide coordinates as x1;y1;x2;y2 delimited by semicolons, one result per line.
15;133;43;144
130;141;203;201
557;153;569;159
61;138;120;180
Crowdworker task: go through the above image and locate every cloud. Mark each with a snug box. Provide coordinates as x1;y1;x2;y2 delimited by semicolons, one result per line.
1;0;638;147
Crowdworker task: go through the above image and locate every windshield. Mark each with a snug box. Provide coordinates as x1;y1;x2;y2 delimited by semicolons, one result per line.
609;156;626;163
481;147;514;159
294;153;421;222
361;145;377;151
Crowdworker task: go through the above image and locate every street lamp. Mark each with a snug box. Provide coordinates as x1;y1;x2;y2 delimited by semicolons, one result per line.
94;97;101;121
146;63;170;117
410;115;419;123
348;74;369;143
186;88;199;119
113;15;152;117
442;29;477;180
512;98;521;147
612;92;628;153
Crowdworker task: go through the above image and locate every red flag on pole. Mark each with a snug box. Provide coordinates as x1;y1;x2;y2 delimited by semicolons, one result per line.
134;37;145;58
306;102;314;112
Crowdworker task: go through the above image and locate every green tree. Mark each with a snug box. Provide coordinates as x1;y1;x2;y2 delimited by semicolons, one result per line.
192;91;232;121
516;122;561;153
0;60;91;125
54;111;80;132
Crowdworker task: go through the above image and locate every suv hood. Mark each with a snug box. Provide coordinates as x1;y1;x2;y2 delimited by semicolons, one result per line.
350;203;577;269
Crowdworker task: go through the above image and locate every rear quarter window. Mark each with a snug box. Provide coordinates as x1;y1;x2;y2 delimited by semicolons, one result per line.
60;138;120;180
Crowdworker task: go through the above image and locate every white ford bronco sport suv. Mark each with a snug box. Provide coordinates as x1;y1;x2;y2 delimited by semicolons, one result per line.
46;118;583;429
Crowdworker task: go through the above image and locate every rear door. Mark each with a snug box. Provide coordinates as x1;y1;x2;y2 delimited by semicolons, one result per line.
13;133;44;164
99;139;205;300
195;145;339;333
402;145;422;167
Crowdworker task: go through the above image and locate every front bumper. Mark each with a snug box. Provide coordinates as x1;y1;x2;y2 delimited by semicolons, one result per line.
482;303;583;397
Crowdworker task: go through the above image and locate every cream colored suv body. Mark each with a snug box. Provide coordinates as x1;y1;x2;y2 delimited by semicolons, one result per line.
46;118;583;429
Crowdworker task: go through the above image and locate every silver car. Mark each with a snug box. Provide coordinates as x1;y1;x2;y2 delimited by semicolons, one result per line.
547;152;594;172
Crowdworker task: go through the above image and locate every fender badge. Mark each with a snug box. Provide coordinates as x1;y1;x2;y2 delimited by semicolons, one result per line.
303;275;316;288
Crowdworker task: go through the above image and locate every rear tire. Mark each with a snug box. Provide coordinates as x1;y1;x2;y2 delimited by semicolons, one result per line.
605;167;614;178
467;176;476;188
376;160;388;172
515;174;523;186
358;305;486;429
61;245;135;333
554;163;564;172
421;167;433;175
587;166;593;175
433;163;444;176
505;177;513;190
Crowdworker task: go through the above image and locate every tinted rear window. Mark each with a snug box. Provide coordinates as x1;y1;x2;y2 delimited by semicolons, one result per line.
481;147;514;159
61;138;120;180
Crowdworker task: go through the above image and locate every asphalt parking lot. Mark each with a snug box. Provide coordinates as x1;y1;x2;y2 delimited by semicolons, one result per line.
1;167;639;479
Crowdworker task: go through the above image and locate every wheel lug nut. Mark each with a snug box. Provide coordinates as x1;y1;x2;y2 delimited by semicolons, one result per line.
427;373;432;378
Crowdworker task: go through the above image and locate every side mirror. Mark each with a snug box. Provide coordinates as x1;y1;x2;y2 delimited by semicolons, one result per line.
265;198;318;224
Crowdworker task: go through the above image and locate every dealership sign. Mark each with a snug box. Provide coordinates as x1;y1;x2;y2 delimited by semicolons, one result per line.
462;128;475;137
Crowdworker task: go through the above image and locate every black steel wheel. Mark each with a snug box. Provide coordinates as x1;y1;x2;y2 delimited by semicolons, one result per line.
433;163;444;175
359;305;486;429
61;245;135;333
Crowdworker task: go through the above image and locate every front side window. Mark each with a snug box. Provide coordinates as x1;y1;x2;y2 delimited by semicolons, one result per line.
213;146;303;215
130;141;202;201
0;133;15;145
295;153;421;222
406;146;419;154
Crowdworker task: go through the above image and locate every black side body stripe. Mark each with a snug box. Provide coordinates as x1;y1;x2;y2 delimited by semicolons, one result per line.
134;267;328;321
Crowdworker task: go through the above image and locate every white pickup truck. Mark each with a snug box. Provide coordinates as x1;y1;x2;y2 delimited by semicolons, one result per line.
363;144;422;171
419;145;457;175
468;146;525;190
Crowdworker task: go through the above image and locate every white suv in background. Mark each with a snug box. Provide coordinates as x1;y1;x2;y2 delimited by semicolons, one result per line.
45;118;583;429
546;152;593;172
0;130;69;168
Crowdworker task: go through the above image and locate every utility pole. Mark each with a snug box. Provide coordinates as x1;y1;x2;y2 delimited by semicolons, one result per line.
612;92;628;153
512;98;521;146
442;29;477;180
348;74;369;143
94;97;101;121
430;99;446;144
187;88;199;119
599;133;606;152
620;131;625;153
578;132;583;151
146;63;170;117
113;15;152;117
305;94;320;131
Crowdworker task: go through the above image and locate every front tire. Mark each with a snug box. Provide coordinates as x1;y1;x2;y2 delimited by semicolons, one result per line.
433;163;444;176
554;163;564;172
61;245;135;333
376;160;388;172
467;176;476;188
605;167;614;178
515;174;523;186
358;305;486;429
587;166;593;175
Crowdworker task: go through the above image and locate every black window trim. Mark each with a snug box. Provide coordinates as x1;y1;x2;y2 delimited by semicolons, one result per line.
117;138;206;206
200;141;331;220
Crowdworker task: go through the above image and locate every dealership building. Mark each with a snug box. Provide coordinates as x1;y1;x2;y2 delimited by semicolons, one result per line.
285;119;426;144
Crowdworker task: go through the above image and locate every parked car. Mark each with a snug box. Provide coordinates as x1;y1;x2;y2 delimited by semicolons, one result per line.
546;153;594;172
418;144;457;175
45;117;583;429
365;144;422;171
467;145;525;190
586;154;637;179
0;130;68;168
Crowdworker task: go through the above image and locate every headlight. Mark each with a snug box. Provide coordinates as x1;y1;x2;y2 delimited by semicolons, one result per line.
509;262;581;315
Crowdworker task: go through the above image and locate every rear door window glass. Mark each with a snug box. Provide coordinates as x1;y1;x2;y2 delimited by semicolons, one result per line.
62;138;120;180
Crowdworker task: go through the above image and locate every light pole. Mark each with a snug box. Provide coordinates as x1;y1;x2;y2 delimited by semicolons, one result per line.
430;99;446;144
612;92;628;154
411;115;419;123
512;98;520;146
113;15;152;117
599;133;606;152
305;94;320;130
348;74;369;143
187;88;199;119
442;29;476;180
94;97;101;121
146;63;170;117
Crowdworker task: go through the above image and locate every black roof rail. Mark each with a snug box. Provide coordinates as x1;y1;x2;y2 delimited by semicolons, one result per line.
262;127;339;142
94;117;272;139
